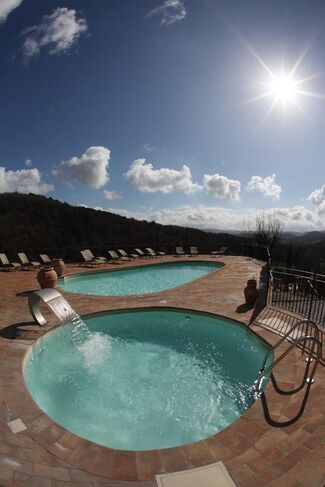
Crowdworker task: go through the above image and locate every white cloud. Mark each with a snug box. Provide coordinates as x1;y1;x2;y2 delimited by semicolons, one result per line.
308;184;325;216
125;158;202;195
0;0;22;24
25;159;32;167
103;190;122;200
53;146;110;189
246;174;282;201
105;204;321;233
0;166;53;194
147;0;186;26
21;7;87;60
203;173;241;201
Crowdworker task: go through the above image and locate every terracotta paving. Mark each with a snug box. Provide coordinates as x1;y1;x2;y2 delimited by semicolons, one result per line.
0;256;324;487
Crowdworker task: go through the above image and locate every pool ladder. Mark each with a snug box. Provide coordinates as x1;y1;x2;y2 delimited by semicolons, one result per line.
254;319;322;427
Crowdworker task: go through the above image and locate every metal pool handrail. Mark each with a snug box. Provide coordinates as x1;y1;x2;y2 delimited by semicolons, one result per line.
255;319;322;427
257;318;320;379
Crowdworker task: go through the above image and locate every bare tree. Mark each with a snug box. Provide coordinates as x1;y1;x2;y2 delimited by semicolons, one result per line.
241;218;254;257
254;212;282;253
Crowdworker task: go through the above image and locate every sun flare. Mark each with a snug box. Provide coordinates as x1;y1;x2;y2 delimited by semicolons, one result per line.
238;35;325;118
269;75;298;103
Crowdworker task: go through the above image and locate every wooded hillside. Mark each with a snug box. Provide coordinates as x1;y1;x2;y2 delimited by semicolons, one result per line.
0;193;324;271
0;193;242;261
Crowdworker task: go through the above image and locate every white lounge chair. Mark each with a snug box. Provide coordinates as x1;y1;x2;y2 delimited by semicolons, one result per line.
18;252;41;268
40;254;51;264
0;253;21;270
210;246;228;257
145;248;156;257
118;249;138;260
134;248;149;258
146;247;166;257
190;246;199;256
84;249;107;263
175;247;185;256
80;250;102;267
108;250;128;263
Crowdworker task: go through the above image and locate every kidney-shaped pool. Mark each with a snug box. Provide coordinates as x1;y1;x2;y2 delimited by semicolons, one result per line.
59;261;224;296
24;308;271;451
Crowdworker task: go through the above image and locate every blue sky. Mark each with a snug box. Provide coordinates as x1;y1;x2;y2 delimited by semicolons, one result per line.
0;0;325;231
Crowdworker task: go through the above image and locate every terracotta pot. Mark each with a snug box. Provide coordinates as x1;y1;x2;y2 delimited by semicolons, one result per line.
51;258;65;277
37;266;57;289
244;279;259;305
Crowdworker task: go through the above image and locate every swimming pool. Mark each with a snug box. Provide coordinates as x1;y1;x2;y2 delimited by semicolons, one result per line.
59;261;223;296
24;308;271;451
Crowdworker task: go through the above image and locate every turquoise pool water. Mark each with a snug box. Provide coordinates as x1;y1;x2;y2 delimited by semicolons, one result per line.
24;309;270;451
59;261;223;296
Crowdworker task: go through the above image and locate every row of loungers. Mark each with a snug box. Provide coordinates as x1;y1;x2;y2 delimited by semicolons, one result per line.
175;246;198;256
0;246;227;271
80;246;229;264
0;252;61;270
80;246;206;266
80;248;167;266
0;252;43;270
0;248;165;271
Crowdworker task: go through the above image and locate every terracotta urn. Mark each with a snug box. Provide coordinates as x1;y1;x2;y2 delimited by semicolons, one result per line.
37;266;58;289
244;278;259;305
51;258;65;277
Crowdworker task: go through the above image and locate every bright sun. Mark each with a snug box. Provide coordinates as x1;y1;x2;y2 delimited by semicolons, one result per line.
269;75;298;102
238;36;325;118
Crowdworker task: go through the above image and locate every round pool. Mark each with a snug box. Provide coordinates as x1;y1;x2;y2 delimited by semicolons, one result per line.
24;308;270;451
59;261;223;296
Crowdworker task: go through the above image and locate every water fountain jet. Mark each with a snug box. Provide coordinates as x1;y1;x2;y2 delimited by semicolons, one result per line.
28;290;89;344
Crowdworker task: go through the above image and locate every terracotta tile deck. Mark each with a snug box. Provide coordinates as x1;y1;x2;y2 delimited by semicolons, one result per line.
0;256;324;487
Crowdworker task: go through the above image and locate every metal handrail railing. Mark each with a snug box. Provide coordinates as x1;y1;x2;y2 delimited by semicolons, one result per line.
256;319;319;383
271;267;325;282
254;319;322;427
255;335;320;395
307;279;319;296
268;266;325;327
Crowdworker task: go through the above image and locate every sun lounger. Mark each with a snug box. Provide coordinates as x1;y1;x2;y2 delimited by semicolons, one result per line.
146;247;166;257
175;246;185;256
116;249;131;261
118;249;138;259
210;246;228;256
134;248;149;258
145;248;156;257
84;249;107;263
0;253;21;270
40;254;51;264
108;250;129;263
18;252;41;268
80;250;102;267
190;246;199;256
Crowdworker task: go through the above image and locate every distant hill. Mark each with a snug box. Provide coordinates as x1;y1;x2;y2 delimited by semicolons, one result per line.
202;228;247;236
204;229;305;239
0;193;243;261
204;227;325;271
290;231;325;244
272;233;325;272
0;193;323;271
